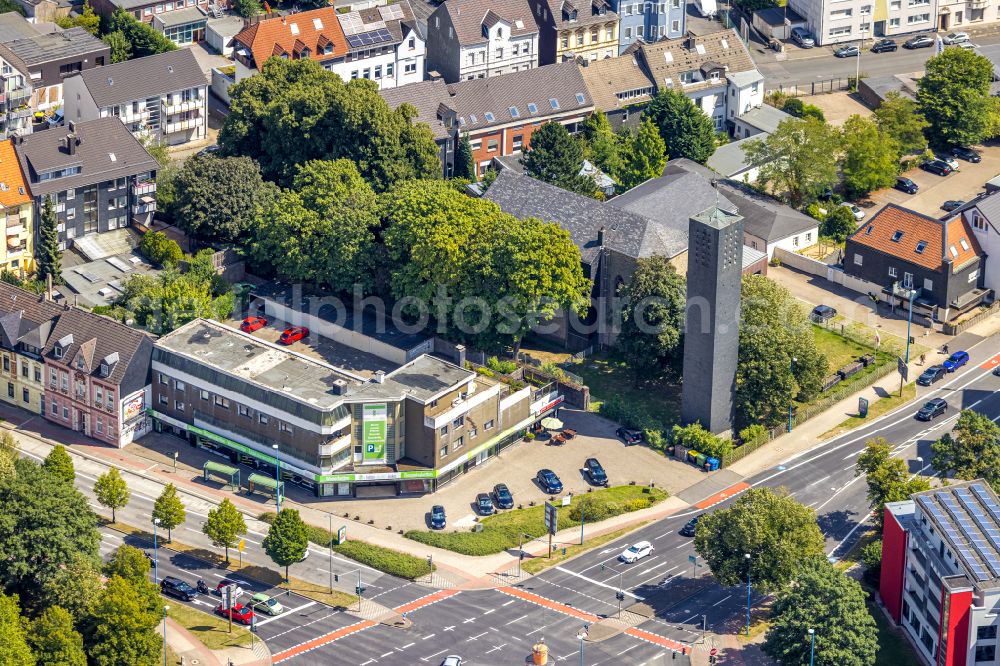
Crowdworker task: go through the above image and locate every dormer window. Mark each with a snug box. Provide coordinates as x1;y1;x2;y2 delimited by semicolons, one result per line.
54;345;63;359
100;362;109;376
76;356;84;369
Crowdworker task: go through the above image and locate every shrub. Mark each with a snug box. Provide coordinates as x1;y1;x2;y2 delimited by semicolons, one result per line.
624;498;651;512
860;539;883;569
524;432;536;441
670;422;732;460
476;366;495;377
486;356;517;375
805;203;827;221
139;230;182;267
738;424;768;445
643;429;665;451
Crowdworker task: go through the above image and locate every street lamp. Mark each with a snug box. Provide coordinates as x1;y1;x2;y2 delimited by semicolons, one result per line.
162;605;169;666
153;518;160;585
808;627;816;666
910;456;924;481
855;26;867;88
577;624;589;666
744;553;752;636
787;356;798;432
272;443;281;512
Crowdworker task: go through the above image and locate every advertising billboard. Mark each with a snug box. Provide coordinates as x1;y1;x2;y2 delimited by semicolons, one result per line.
362;403;387;463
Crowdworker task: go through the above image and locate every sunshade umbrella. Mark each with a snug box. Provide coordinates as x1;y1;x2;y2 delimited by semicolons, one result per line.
540;417;564;430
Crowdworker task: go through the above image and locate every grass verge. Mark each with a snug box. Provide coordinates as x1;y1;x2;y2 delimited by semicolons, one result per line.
521;521;650;575
405;485;668;556
821;383;916;440
869;597;922;666
166;602;253;650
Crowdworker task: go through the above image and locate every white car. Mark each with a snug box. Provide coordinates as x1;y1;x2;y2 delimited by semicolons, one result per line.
619;541;654;563
841;203;865;221
943;31;969;44
440;657;462;666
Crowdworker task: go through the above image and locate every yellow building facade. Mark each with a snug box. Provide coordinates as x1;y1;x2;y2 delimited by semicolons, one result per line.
554;0;619;62
0;140;34;277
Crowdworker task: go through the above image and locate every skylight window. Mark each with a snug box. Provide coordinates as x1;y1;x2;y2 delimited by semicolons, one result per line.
459;117;466;125
721;38;729;48
290;22;300;35
960;238;970;251
575;93;585;104
549;98;560;109
509;106;520;118
865;225;873;235
950;245;958;258
108;153;117;162
695;43;706;54
663;51;673;63
313;18;323;29
915;241;927;254
891;230;903;242
484;111;495;122
470;114;478;123
527;103;538;113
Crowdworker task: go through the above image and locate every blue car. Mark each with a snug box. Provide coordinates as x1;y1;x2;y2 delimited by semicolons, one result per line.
536;469;563;494
942;351;969;372
429;505;446;529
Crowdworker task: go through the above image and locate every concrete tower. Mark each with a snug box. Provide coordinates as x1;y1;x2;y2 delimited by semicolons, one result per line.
680;205;744;437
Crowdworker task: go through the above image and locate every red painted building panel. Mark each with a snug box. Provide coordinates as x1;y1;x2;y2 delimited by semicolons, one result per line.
940;587;973;666
880;507;909;624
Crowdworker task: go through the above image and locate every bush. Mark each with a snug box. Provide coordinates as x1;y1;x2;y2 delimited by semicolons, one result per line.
486;356;517;375
643;429;665;451
475;366;495;377
139;230;182;267
739;424;768;445
805;203;827;221
670;422;733;460
860;539;883;569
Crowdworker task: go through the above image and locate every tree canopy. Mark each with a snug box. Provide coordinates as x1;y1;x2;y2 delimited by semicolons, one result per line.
617;255;685;381
202;498;247;563
455;135;476;180
84;575;161;666
580;111;622;178
874;91;929;155
618;118;667;190
840;115;899;198
521;122;596;196
152;483;186;543
219;58;439;189
104;9;177;59
262;508;309;583
931;410;1000;487
821;205;858;243
917;47;996;147
644;89;717;164
694;487;825;593
36;197;61;285
856;437;930;529
30;605;86;666
744;116;842;207
42;445;75;484
0;591;34;666
94;467;129;523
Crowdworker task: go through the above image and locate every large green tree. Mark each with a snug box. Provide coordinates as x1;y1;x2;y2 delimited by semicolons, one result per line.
617;255;686;382
841;115;899;197
232;0;261;17
36;197;61;285
694;487;825;593
102;31;131;63
821;205;858;243
94;467;130;523
262;508;309;583
30;605;86;666
0;591;34;666
644;89;717;164
454;134;476;180
874;91;929;155
932;410;1000;487
104;9;177;59
173;155;276;245
251;159;378;294
763;559;878;666
202;498;247;564
103;545;161;617
744;116;842;207
56;1;100;34
37;556;102;624
152;483;186;543
618;118;667;190
737;275;828;428
521;122;595;196
856;438;931;529
219;58;439;189
580;111;622;178
917;47;996;147
85;576;161;666
42;445;75;485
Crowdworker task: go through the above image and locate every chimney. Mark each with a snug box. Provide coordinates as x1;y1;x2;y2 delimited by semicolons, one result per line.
597;226;605;247
67;120;76;133
374;370;386;384
65;134;77;155
686;33;698;50
331;378;348;395
454;344;466;368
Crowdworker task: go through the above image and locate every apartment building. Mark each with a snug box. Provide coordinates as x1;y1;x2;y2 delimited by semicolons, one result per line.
790;0;936;44
881;482;1000;666
91;0;217;44
0;139;33;276
530;0;620;63
0;282;64;415
426;0;542;83
608;0;685;52
14;117;159;249
380;78;458;177
64;50;208;146
958;192;1000;296
149;313;559;498
0;49;33;140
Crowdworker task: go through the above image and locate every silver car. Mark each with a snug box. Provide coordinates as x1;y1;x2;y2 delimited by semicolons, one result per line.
943;31;969;44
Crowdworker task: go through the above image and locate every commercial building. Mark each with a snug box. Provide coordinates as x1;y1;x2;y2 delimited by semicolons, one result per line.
789;0;941;44
880;481;1000;666
149;309;561;498
91;0;218;44
63;50;208;147
0;138;34;276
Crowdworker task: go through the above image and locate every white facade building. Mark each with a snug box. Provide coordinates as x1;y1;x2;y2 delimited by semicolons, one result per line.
790;0;939;44
961;193;1000;296
331;5;426;90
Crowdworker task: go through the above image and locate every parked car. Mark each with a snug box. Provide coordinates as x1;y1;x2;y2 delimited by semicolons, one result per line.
871;38;897;53
895;177;919;194
249;593;284;616
916;398;948;421
429;505;446;529
956;41;977;49
791;26;814;47
921;159;953;176
934;154;960;171
841;202;865;221
240;316;267;333
215;603;254;625
952;146;981;163
440;657;463;666
811;304;837;323
493;483;514;509
679;515;703;537
197;144;221;157
941;200;965;212
834;45;860;57
584;457;608;486
214;579;245;600
160;576;197;601
278;326;309;344
943;31;969;44
917;365;947;386
616;427;643;445
536;468;563;494
993;365;1000;377
943;350;970;372
619;541;654;563
903;35;934;48
476;492;495;516
47;108;64;128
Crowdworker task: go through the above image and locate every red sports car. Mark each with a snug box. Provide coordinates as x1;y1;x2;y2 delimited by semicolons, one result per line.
215;603;254;625
278;326;309;345
240;317;267;333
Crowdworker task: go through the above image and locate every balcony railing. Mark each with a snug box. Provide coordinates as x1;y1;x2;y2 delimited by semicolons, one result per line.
132;180;156;196
133;200;156;215
163;98;205;114
164;118;202;134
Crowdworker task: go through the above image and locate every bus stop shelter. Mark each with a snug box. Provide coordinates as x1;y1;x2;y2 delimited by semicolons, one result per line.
248;473;283;503
203;461;240;489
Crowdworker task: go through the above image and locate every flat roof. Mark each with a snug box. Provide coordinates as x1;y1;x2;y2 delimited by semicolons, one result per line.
153;7;208;28
60;250;159;309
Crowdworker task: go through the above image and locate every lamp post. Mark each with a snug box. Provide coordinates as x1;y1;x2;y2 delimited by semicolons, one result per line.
900;286;915;397
153;518;160;585
172;451;178;473
162;605;169;666
577;624;589;666
855;26;867;88
910;456;924;481
744;553;752;636
787;356;797;432
808;627;815;666
272;443;281;512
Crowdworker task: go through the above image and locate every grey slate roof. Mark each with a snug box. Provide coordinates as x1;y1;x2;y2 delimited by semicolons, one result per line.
736;104;791;134
0;282;64;351
435;0;538;46
706;135;758;177
0;12;42;44
15;117;159;197
483;170;686;264
73;50;207;109
380;79;454;141
3;26;106;66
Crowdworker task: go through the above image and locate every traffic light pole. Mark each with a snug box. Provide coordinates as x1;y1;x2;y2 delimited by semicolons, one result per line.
333;568;364;612
600;562;626;618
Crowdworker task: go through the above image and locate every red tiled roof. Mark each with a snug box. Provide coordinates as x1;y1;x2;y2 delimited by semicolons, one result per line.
232;7;348;72
850;203;982;272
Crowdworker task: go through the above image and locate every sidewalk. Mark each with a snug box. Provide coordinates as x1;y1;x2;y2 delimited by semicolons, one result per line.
164;617;271;666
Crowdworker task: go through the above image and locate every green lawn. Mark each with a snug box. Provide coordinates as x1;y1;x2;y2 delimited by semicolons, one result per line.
405;485;667;555
822;383;916;440
869;598;922;666
563;354;680;432
813;325;880;372
166;603;253;650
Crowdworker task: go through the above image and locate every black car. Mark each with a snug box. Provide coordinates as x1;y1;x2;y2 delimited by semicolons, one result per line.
493;483;514;509
895;177;919;194
941;200;965;212
584;458;608;486
917;365;947;386
616;427;643;445
811;304;837;323
160;576;198;601
536;468;563;494
916;398;948;421
430;505;446;529
921;159;952;176
834;45;859;58
871;38;897;53
476;493;495;516
679;515;703;537
952;146;981;163
993;365;1000;377
904;35;934;49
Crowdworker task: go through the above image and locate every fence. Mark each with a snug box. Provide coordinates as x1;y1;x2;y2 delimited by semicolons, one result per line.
767;78;854;98
943;300;1000;335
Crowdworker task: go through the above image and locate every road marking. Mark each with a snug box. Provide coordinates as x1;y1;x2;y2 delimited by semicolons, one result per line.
694;481;750;509
398;642;415;650
482;609;495;615
497;587;602;621
617;645;638;656
635;566;679;588
653;531;673;540
251;601;318;627
421;634;435;641
462;618;475;624
420;649;447;662
485;644;507;654
638;561;673;576
552;568;645;601
467;631;488;642
712;594;733;607
393;589;461;615
504;617;523;626
502;600;516;607
380;651;394;658
526;624;550;637
625;627;687;653
271;620;377;662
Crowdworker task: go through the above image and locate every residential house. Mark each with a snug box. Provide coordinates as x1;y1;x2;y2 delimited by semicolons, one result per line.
426;0;542;83
607;0;685;52
332;3;426;89
0;27;109;113
380;78;458;177
0;139;34;275
230;7;347;82
0;282;64;415
63;49;208;146
91;0;218;44
150;315;557;497
576;47;655;129
0;54;34;139
14;117;159;250
789;0;935;45
954;192;1000;296
879;481;1000;666
844;203;988;322
42;304;153;447
706;135;762;183
731;103;791;139
530;0;619;64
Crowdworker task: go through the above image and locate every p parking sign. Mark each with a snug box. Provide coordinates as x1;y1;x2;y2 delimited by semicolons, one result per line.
362;404;387;463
